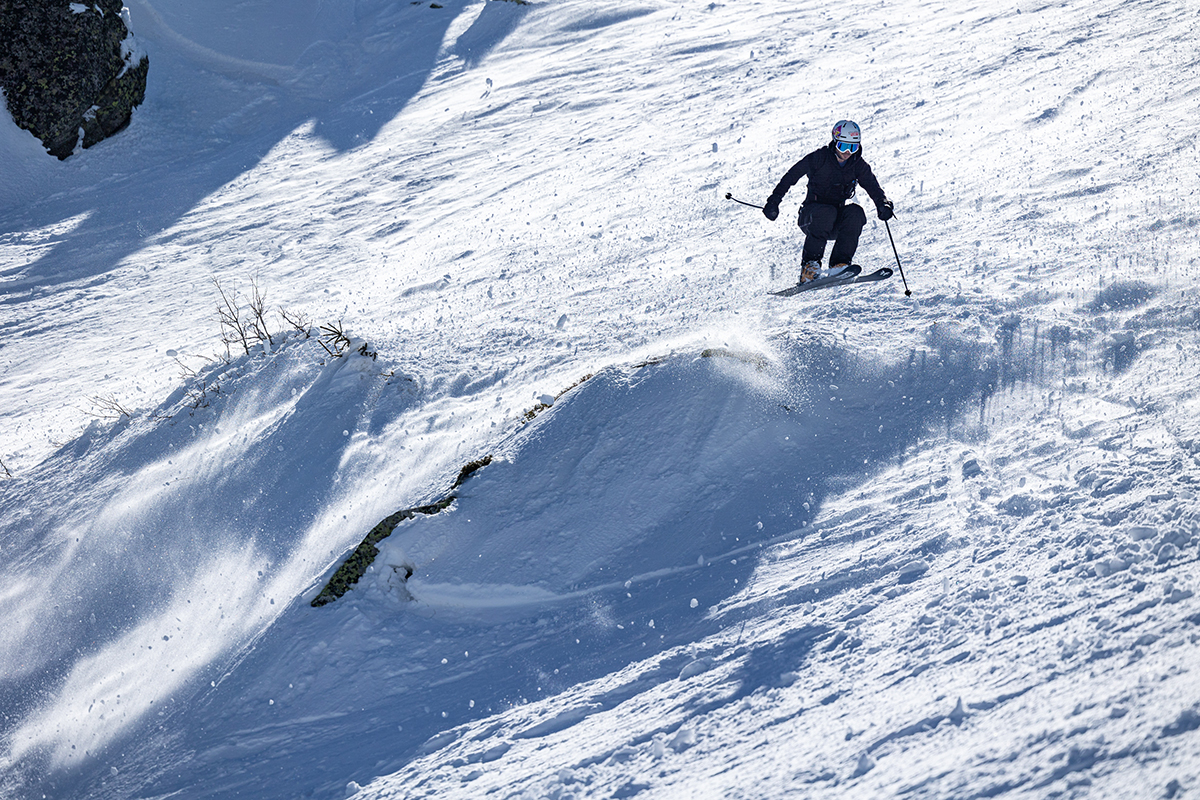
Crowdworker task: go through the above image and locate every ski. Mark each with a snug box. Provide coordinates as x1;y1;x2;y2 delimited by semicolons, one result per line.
769;265;860;297
847;267;894;284
768;265;892;297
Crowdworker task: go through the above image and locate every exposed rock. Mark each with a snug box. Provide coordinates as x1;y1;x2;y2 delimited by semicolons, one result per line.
0;0;148;159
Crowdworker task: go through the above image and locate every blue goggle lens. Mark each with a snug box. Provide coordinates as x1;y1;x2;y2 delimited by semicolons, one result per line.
835;140;859;154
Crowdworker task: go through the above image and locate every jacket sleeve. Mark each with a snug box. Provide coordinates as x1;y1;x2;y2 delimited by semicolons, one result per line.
857;160;888;208
768;153;814;204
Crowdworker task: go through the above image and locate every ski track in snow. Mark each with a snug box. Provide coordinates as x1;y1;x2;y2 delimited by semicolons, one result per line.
2;0;1200;798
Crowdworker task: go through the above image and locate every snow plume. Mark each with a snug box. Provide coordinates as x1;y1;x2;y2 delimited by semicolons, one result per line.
0;334;420;774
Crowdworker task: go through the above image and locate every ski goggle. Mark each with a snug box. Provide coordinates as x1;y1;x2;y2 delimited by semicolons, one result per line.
835;140;860;154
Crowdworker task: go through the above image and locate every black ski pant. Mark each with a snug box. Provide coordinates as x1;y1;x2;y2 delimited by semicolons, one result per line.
798;202;866;266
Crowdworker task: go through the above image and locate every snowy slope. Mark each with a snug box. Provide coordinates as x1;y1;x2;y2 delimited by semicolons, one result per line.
3;0;1200;798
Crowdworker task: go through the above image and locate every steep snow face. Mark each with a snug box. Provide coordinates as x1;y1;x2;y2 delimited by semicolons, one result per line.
2;0;1200;797
0;335;419;770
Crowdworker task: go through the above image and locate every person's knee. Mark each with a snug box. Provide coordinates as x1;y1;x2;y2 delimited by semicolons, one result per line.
844;204;866;228
801;206;836;236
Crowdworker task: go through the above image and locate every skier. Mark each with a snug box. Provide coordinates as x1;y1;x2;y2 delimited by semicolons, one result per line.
762;120;894;284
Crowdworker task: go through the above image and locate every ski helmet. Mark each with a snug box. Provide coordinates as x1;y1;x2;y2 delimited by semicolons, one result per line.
832;119;861;144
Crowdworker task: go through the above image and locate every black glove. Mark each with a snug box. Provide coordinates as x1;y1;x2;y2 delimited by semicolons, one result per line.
876;200;895;221
763;197;780;221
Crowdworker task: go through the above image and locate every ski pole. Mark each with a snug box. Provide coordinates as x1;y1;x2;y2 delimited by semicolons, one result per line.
883;217;912;297
725;192;763;210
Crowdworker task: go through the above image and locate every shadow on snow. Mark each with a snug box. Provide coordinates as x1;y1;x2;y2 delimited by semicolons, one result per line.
0;0;528;297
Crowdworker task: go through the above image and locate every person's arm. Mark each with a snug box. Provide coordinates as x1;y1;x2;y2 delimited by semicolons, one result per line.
858;161;893;219
763;153;813;220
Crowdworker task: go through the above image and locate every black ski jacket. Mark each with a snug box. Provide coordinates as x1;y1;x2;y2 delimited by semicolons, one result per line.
768;143;888;211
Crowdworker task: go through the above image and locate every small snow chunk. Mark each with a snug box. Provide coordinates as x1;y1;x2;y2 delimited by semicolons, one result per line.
678;658;712;680
690;598;699;608
1157;544;1181;564
844;601;877;620
70;3;88;12
1128;525;1158;541
346;781;362;797
669;726;696;752
110;766;119;776
897;558;930;584
852;753;875;777
538;394;555;406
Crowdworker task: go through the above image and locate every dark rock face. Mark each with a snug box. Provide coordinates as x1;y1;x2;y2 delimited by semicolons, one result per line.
0;0;149;159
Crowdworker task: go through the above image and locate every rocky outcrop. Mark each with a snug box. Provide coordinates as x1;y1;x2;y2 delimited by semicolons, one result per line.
0;0;148;159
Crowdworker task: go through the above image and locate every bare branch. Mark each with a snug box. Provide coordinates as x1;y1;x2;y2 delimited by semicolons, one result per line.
319;321;353;357
213;278;252;356
87;393;135;419
279;307;312;337
248;278;274;348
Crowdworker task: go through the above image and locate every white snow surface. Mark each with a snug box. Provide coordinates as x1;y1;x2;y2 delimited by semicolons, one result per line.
3;0;1200;798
